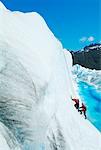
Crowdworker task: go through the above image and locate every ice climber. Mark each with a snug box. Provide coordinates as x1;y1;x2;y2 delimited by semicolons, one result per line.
72;98;79;110
79;103;87;119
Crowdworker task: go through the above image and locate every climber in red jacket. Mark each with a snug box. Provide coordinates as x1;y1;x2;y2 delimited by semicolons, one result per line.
79;103;87;119
72;98;79;110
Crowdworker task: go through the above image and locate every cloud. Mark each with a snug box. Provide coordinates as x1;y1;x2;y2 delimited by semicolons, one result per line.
80;37;87;42
80;36;95;43
88;36;95;42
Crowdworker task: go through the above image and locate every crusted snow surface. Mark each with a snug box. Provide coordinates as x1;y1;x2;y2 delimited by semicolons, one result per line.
0;2;101;150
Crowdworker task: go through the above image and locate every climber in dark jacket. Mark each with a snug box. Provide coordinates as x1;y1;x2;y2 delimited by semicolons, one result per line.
72;98;79;110
79;103;87;119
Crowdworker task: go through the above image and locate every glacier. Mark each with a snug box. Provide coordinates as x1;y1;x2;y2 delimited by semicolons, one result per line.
0;2;101;150
72;64;101;91
72;64;101;131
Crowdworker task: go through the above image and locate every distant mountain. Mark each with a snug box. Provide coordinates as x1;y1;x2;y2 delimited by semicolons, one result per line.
71;43;101;70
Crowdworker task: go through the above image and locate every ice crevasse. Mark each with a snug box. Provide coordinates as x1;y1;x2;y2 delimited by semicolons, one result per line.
0;2;101;150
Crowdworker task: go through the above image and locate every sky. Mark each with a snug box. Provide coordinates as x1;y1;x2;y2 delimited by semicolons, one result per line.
1;0;101;50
